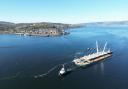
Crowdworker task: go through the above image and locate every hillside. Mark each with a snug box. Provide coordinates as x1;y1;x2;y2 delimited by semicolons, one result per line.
0;21;81;36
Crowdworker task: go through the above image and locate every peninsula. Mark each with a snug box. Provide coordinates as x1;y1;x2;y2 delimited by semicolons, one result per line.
0;21;81;36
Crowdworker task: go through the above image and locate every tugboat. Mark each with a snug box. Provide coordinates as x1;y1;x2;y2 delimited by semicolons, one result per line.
58;64;72;76
59;64;66;76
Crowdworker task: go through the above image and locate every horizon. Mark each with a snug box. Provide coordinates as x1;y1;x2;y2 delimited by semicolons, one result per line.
1;20;128;24
0;0;128;24
0;20;128;24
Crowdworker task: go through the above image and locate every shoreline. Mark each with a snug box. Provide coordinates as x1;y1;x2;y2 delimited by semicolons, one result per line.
0;31;70;37
0;21;83;37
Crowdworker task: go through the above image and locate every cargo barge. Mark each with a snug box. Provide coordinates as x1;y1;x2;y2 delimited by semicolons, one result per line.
73;41;112;67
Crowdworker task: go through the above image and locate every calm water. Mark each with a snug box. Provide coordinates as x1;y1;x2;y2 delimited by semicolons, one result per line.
0;26;128;89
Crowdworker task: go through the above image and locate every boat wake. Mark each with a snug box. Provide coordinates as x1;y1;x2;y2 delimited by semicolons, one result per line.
0;72;21;80
34;64;60;78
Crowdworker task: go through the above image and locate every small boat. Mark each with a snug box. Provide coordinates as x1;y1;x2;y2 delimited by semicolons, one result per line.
58;64;73;76
59;64;66;76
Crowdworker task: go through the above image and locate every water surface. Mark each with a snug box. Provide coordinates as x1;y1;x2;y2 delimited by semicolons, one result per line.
0;26;128;89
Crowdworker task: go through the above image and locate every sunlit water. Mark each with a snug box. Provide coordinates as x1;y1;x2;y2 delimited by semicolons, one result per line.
0;26;128;89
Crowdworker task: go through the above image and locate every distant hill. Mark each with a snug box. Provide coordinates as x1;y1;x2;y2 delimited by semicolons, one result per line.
0;21;15;31
0;21;81;36
85;21;128;27
0;21;14;25
0;21;81;31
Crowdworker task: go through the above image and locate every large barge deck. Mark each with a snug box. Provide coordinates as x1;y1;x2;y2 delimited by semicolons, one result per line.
73;41;112;67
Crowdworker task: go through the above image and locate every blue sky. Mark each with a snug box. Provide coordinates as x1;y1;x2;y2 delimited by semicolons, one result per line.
0;0;128;23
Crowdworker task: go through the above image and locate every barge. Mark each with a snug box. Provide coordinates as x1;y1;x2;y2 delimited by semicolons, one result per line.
73;41;112;67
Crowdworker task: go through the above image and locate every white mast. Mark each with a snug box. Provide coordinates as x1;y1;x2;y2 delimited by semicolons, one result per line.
103;42;107;52
96;41;99;53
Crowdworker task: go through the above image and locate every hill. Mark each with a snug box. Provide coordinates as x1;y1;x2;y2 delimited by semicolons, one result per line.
0;21;81;36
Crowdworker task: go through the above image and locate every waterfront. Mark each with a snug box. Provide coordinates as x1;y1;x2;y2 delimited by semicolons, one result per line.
0;26;128;89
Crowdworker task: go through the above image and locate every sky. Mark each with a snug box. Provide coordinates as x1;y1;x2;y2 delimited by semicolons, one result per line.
0;0;128;24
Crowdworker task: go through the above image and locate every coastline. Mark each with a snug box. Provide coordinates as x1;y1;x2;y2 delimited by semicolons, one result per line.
0;21;82;37
0;31;70;37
